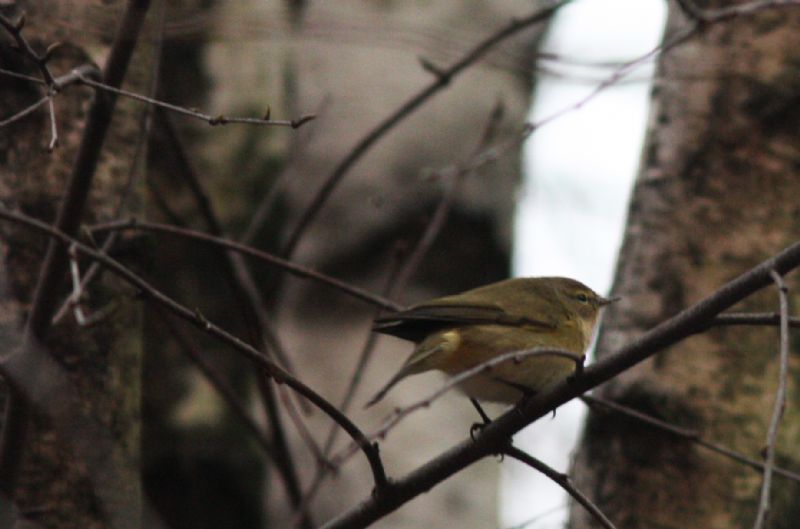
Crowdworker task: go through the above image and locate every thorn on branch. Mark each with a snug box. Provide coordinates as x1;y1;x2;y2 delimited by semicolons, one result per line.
291;114;316;129
418;56;450;83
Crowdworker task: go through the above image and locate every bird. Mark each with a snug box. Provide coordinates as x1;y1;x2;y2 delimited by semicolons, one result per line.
366;276;614;407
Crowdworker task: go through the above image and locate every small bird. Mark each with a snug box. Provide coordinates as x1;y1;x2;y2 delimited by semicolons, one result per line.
366;276;614;407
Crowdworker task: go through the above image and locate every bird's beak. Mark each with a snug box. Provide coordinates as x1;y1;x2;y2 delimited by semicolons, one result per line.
598;295;620;307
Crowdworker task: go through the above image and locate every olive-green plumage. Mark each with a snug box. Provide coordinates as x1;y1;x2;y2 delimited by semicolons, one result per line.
366;277;613;406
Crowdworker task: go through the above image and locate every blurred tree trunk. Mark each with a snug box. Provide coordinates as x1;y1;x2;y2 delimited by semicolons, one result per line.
0;1;158;527
569;4;800;529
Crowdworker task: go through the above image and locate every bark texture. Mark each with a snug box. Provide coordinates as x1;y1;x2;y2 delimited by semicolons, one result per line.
569;4;800;529
0;1;158;527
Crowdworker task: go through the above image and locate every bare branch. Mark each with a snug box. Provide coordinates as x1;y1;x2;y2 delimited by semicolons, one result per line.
0;12;57;87
581;395;800;484
371;348;583;443
672;0;800;23
319;240;800;529
46;97;58;151
752;271;792;529
152;107;312;522
158;312;275;457
74;71;315;128
0;206;389;492
710;312;800;329
90;219;400;311
504;445;617;529
67;244;87;326
0;95;50;128
280;0;572;259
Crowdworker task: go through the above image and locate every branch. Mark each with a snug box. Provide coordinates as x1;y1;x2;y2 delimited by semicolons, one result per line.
0;207;388;492
0;94;50;128
90;219;400;311
152;108;310;523
503;445;617;529
75;71;315;128
369;348;583;443
580;395;800;484
709;311;800;329
280;0;572;259
319;240;800;529
0;13;57;87
672;0;800;23
752;271;791;529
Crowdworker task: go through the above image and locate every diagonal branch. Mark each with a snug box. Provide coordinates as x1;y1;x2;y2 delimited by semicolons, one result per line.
319;240;800;529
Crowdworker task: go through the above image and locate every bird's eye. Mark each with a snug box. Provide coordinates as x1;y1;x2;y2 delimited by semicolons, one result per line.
576;293;589;303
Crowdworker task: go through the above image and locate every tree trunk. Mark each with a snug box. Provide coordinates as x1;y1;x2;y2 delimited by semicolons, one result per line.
569;4;800;529
0;1;158;527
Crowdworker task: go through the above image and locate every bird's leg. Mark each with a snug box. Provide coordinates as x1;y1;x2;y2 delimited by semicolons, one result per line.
492;377;537;401
469;398;492;440
490;377;550;419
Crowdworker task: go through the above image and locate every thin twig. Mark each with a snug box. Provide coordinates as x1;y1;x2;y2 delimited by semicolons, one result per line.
752;271;792;529
153;108;311;522
0;206;389;492
324;348;583;470
0;14;313;131
530;23;699;133
580;395;800;484
291;248;406;527
372;348;583;442
158;312;275;456
0;95;50;128
280;0;572;260
673;0;800;23
46;97;58;151
504;445;617;529
392;100;507;295
709;312;800;329
66;244;87;325
154;107;300;376
90;219;400;311
74;71;314;128
0;13;57;87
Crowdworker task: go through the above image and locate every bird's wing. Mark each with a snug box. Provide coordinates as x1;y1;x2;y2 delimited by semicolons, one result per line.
373;302;556;342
